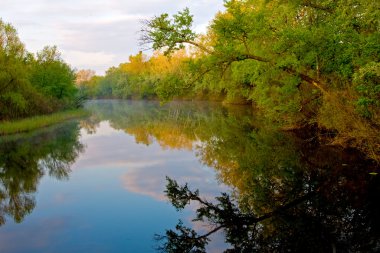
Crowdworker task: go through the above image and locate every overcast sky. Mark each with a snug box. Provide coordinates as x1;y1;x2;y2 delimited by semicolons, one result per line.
1;0;224;74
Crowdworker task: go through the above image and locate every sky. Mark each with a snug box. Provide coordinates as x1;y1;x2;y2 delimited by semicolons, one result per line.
0;0;224;74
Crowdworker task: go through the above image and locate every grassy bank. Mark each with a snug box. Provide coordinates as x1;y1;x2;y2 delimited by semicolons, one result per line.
0;109;89;136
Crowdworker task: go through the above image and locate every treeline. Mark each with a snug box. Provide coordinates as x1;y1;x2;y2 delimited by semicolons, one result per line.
77;50;227;101
80;0;380;159
0;19;81;120
77;50;210;100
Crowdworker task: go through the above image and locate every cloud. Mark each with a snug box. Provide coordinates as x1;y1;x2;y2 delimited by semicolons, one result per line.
72;120;228;201
72;121;187;172
62;50;116;69
0;0;224;74
0;217;68;252
121;162;227;202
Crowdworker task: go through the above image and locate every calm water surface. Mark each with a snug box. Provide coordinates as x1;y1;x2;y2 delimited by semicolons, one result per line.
0;100;379;252
0;100;230;253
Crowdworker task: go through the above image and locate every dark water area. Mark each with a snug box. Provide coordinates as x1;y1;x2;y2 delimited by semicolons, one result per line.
0;100;379;252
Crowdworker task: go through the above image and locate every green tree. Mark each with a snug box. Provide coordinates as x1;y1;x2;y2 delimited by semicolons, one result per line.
29;46;77;101
141;0;380;160
0;19;50;119
0;19;82;119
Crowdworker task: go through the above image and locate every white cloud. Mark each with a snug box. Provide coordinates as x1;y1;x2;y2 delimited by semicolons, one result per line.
195;22;211;34
90;14;148;25
62;50;116;70
0;0;225;73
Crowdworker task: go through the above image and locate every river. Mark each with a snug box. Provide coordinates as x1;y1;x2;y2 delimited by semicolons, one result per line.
0;100;378;252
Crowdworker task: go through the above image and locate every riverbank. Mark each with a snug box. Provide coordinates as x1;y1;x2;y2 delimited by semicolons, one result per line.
0;109;89;136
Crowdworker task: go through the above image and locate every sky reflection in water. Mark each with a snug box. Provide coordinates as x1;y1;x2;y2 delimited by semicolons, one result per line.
0;104;228;253
1;100;378;252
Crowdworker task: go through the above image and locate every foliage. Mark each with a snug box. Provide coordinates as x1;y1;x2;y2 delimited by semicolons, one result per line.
140;8;197;55
76;69;95;85
140;0;380;159
354;61;380;118
0;19;80;120
80;50;192;100
29;46;77;101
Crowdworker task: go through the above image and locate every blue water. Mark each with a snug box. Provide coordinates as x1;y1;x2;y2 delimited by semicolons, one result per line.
1;100;379;252
0;114;227;252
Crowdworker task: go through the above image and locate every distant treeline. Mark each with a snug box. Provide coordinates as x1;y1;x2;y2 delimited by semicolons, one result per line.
76;50;217;101
0;20;82;121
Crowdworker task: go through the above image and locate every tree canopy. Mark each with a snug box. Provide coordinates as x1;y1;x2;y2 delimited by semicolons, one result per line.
0;19;80;120
139;0;380;160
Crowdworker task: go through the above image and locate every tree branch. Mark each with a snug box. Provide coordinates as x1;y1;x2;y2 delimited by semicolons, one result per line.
196;225;224;240
302;1;333;13
178;40;213;55
284;67;328;94
141;10;328;94
183;68;212;89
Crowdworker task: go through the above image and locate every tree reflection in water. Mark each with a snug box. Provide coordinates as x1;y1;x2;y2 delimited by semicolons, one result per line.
157;150;380;252
0;121;84;226
83;100;379;252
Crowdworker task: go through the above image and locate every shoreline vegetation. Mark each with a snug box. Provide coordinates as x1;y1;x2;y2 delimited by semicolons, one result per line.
0;109;88;136
76;1;379;161
0;19;84;126
1;1;379;160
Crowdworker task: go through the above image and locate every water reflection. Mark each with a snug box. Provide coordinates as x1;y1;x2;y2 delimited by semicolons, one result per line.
84;100;380;252
0;121;84;226
0;100;377;252
159;152;380;252
83;100;302;202
84;100;255;149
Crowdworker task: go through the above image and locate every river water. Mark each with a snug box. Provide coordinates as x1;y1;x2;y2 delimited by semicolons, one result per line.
0;100;379;252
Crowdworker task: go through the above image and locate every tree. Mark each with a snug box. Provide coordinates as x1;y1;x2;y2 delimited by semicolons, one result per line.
76;69;96;85
140;8;199;55
140;0;380;160
0;19;50;119
0;19;84;119
30;46;77;100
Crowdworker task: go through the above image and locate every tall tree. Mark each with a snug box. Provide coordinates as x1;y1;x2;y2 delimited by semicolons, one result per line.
140;0;380;159
0;19;49;119
76;69;96;85
30;46;77;100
